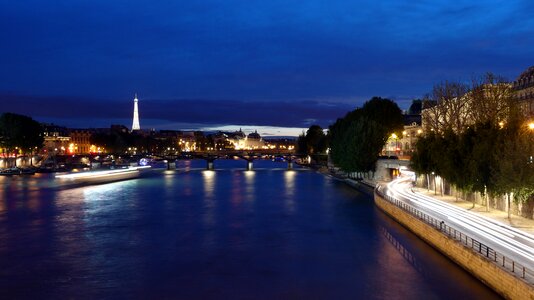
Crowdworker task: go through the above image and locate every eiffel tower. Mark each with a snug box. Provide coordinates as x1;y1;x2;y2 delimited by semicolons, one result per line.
132;93;141;131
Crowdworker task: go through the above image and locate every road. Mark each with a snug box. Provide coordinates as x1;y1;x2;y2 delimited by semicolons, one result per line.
380;174;534;277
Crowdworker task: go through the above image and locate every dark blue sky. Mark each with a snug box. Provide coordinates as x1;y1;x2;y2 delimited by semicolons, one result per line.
1;0;533;135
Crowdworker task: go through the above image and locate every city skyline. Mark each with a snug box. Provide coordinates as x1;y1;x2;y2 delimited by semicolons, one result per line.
1;1;533;134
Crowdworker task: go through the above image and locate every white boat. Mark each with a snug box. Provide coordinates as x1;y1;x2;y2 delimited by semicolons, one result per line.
55;166;151;184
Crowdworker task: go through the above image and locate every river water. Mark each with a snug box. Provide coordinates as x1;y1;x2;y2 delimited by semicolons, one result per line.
0;159;499;299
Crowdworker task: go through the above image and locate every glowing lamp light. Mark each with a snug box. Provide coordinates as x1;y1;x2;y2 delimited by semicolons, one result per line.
68;143;75;154
139;158;149;166
528;122;534;130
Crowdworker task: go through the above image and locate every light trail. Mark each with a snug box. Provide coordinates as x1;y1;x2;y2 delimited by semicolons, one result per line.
382;175;534;271
55;166;151;183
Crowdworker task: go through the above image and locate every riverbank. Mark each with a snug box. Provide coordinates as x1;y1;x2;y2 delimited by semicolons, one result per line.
310;164;376;197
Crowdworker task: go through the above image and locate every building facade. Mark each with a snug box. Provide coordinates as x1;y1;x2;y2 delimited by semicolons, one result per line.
42;123;71;155
513;65;534;117
69;130;92;154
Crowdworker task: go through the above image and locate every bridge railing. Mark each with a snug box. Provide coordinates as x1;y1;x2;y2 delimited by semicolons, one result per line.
375;186;534;284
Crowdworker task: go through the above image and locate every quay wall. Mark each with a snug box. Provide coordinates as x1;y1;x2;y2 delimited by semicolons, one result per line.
374;192;534;300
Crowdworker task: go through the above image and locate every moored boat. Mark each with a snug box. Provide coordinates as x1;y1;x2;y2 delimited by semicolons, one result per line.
0;168;35;176
0;168;21;176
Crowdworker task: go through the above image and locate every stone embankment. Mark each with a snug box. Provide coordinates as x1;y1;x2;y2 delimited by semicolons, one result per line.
374;191;534;300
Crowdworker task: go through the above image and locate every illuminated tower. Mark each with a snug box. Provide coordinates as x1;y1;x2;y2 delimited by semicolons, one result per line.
132;93;141;131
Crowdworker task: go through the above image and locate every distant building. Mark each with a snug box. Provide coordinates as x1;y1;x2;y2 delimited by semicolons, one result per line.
180;131;197;152
211;132;234;150
383;115;422;158
69;130;92;154
421;83;511;134
246;130;264;149
227;129;265;150
42;123;70;154
513;65;534;117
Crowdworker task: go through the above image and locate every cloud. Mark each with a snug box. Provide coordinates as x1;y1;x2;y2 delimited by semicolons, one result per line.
0;93;354;129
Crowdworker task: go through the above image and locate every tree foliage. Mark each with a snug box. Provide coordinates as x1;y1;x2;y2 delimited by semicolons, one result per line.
411;118;534;203
0;113;44;161
329;97;403;173
297;125;327;155
422;81;470;134
90;131;130;153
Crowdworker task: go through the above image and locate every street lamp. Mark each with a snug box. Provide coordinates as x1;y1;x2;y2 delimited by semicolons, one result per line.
389;133;398;156
528;122;534;164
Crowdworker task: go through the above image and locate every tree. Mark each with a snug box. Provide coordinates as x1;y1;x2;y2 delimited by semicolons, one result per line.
296;125;328;156
407;99;423;115
329;97;403;173
493;120;534;218
305;125;327;154
463;123;500;210
361;97;404;137
296;131;307;155
422;81;470;133
351;116;385;172
469;73;514;127
0;113;44;167
90;131;129;154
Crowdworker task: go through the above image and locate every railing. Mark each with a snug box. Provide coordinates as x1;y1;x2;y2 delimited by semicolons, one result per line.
375;186;534;284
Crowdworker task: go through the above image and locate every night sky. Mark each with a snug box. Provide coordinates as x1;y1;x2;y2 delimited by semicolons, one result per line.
1;1;533;135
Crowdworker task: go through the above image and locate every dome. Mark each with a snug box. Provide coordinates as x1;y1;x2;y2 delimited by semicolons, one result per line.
247;130;261;140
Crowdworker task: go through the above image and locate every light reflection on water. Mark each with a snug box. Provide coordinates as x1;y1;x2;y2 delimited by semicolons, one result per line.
202;170;216;227
244;170;255;203
0;160;499;299
284;170;296;214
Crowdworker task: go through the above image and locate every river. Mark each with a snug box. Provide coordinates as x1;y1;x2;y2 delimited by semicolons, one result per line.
0;159;499;299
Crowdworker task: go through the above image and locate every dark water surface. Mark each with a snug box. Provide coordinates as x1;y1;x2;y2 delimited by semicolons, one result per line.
0;160;499;299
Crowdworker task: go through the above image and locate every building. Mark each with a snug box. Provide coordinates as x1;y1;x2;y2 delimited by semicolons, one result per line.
421;82;512;135
227;129;266;150
211;132;234;150
42;123;70;155
383;115;422;158
69;130;92;154
513;65;534;117
246;130;264;149
179;131;197;152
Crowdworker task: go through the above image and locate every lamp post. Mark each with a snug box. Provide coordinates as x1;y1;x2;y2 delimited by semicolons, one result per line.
432;171;436;195
529;122;534;164
390;133;398;156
